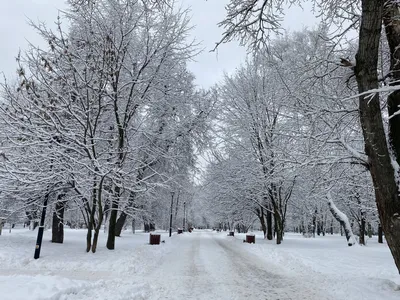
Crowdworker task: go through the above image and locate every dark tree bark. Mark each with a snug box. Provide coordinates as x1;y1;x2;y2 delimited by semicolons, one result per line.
115;211;127;237
378;224;383;243
106;190;120;250
312;209;317;237
274;211;283;244
256;206;267;238
355;0;400;272
383;1;400;166
51;194;66;243
359;214;366;246
266;208;273;240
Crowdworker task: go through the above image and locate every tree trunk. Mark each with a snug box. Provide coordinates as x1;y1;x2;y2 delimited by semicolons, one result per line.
106;198;118;250
383;1;400;166
266;207;273;240
367;222;373;238
356;0;400;272
312;209;317;238
115;191;137;237
274;211;283;244
115;211;127;237
132;218;135;234
259;214;267;238
359;216;366;246
327;194;356;246
378;224;383;243
51;194;66;243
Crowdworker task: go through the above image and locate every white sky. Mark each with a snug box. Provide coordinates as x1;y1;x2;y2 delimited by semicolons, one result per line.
0;0;318;88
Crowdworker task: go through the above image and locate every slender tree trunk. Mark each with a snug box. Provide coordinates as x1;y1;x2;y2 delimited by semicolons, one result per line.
356;0;400;272
367;222;373;238
274;211;283;244
106;197;119;250
260;214;267;238
266;207;273;240
359;216;366;246
86;190;97;253
91;211;103;253
51;194;66;243
132;218;135;234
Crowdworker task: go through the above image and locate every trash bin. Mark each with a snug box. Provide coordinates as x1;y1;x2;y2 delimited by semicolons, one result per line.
149;233;161;245
244;234;255;244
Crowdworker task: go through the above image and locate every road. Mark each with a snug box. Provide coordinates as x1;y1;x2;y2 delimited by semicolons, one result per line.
147;231;329;300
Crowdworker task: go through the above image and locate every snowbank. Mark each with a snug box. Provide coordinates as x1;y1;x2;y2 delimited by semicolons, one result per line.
233;232;400;300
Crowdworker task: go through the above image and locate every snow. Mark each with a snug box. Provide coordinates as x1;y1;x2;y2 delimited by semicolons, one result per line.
233;232;400;300
1;229;399;299
327;192;357;245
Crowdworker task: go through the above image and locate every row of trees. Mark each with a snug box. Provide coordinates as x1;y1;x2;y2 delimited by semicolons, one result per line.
1;0;400;277
200;0;400;273
200;27;376;244
0;0;210;252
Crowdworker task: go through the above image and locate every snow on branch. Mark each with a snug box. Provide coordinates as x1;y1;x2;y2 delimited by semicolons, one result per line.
214;0;292;50
327;192;356;246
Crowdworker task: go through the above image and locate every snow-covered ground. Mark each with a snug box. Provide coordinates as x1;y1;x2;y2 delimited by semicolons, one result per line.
0;229;399;299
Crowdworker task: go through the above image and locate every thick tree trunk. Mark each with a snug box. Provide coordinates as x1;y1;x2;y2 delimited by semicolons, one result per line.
51;194;66;243
356;0;400;272
383;1;400;166
115;211;127;237
115;191;137;236
378;224;383;243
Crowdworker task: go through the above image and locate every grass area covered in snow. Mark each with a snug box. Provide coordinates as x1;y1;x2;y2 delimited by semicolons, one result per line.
232;231;400;299
0;229;399;299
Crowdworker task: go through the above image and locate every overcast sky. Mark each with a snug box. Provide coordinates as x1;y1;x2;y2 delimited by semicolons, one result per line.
0;0;317;88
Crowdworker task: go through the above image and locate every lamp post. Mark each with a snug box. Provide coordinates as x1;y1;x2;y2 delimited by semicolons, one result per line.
183;201;186;232
169;191;174;237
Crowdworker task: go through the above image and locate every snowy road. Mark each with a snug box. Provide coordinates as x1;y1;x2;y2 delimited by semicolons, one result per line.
3;229;398;300
147;231;327;300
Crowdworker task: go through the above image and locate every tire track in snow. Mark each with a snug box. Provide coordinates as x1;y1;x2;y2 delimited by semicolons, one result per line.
145;231;332;300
